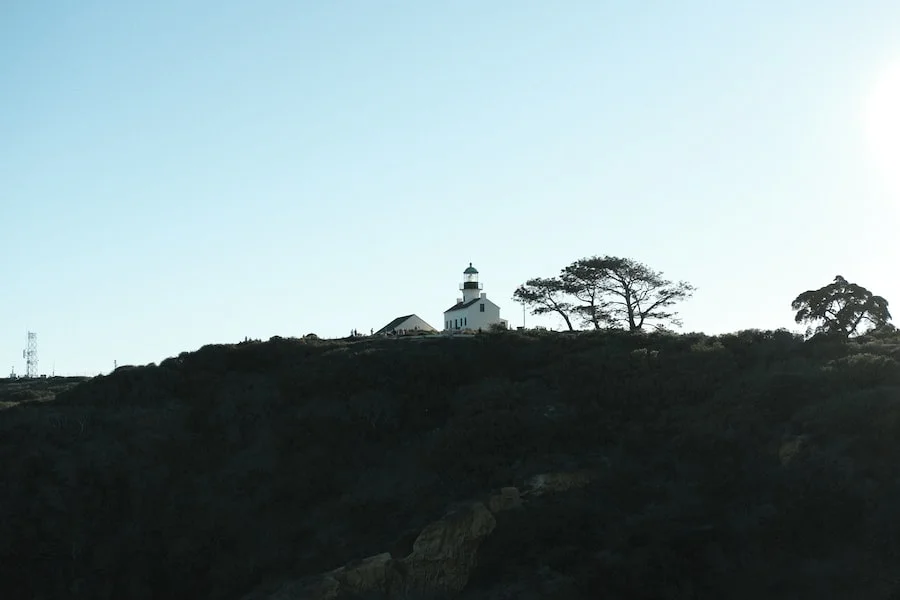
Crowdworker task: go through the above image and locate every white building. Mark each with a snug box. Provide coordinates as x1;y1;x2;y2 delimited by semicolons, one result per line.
443;263;508;332
374;314;437;336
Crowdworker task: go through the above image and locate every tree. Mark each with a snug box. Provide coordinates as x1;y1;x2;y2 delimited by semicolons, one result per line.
597;256;695;331
563;256;695;332
560;258;613;330
512;277;576;331
791;275;891;339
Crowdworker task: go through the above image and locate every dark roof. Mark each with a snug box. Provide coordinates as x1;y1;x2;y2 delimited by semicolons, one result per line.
444;298;480;313
374;314;415;335
463;262;478;274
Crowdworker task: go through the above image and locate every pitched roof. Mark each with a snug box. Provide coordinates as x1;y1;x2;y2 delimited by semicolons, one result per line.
444;298;480;313
374;314;415;335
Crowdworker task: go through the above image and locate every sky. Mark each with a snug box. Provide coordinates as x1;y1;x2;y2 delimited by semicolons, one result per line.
2;1;899;376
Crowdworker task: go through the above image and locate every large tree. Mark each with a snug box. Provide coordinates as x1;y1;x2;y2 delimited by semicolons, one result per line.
791;275;891;338
512;277;576;331
576;256;695;331
561;258;613;330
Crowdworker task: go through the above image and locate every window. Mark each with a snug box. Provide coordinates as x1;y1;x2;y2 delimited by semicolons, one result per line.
464;317;467;326
480;303;485;312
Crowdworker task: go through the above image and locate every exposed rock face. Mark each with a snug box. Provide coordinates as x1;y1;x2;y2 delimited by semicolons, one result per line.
253;501;499;599
248;480;592;599
778;435;813;466
395;502;496;597
332;553;397;597
258;553;399;600
486;487;522;514
523;470;596;497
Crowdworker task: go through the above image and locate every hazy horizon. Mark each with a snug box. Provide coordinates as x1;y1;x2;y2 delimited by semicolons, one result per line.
3;1;899;375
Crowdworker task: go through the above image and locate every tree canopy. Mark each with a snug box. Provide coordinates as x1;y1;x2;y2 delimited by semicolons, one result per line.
581;256;696;331
512;278;576;331
561;258;612;330
514;255;695;332
792;275;892;338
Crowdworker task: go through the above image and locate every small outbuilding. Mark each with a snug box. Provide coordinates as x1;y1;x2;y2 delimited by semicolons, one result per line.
374;314;437;336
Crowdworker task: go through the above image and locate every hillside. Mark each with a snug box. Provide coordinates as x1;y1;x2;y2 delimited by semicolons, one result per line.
0;375;90;408
2;329;900;599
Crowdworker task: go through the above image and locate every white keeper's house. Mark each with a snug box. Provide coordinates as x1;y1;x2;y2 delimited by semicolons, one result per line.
443;263;508;332
373;314;437;336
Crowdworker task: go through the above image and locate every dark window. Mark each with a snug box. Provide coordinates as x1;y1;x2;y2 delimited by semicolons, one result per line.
480;304;485;312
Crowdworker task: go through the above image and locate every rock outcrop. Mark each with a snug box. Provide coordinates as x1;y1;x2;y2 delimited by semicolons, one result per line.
394;501;496;597
265;553;398;600
252;500;503;600
485;487;522;514
522;470;596;497
247;484;537;600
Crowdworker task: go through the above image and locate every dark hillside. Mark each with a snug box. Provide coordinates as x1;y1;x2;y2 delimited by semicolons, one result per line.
0;376;88;407
2;330;900;599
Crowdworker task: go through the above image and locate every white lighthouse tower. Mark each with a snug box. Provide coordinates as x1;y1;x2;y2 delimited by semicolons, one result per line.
461;262;482;303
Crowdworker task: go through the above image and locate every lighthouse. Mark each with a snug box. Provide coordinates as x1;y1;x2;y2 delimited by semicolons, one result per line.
443;262;508;332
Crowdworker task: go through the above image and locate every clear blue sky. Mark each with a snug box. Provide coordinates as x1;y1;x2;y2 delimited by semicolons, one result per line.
2;1;899;376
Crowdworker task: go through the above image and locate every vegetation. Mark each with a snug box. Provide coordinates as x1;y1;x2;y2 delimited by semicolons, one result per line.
511;277;575;330
0;376;88;409
792;275;892;338
2;323;900;598
515;255;695;331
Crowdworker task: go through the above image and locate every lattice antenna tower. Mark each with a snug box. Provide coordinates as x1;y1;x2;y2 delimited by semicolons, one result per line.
23;332;38;378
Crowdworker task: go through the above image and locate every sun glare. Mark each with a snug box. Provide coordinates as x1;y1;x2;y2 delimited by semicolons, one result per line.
864;60;900;196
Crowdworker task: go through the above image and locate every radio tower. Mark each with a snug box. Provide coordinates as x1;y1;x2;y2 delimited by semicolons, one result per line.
23;332;38;378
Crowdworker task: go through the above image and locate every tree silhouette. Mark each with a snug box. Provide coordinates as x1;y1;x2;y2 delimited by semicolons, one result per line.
792;275;891;338
512;278;576;331
561;258;613;330
602;256;694;331
563;256;695;332
514;256;695;332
